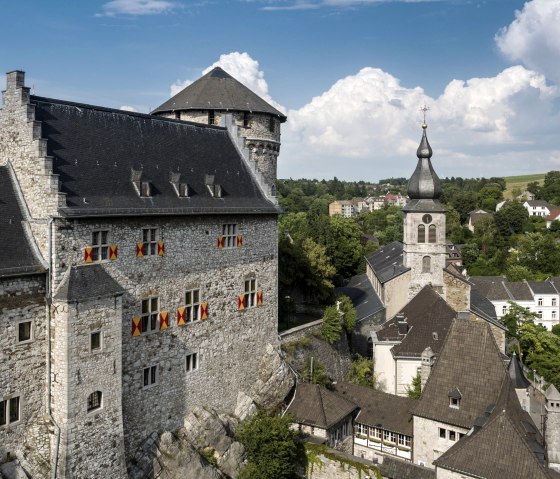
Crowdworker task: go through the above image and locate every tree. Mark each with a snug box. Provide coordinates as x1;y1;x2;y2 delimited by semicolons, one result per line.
303;357;332;388
477;185;503;212
405;373;422;399
494;201;529;238
348;355;376;389
552;324;560;337
540;170;560;204
323;216;364;284
505;265;535;282
501;302;538;340
236;411;305;479
337;295;357;334
301;238;336;302
514;232;560;276
321;305;342;344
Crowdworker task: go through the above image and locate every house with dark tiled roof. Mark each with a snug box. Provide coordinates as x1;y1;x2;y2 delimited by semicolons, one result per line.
524;199;554;217
0;68;286;478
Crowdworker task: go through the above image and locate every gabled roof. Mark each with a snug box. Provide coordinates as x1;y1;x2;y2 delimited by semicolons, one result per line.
54;265;125;302
412;319;507;429
152;67;286;121
380;456;436;479
0;166;45;278
469;276;510;301
377;286;456;357
365;241;409;284
334;382;415;436
525;200;551;208
505;281;534;301
528;281;557;295
546;384;560;401
547;208;560;221
469;288;504;330
32;96;279;217
335;273;384;322
285;383;359;430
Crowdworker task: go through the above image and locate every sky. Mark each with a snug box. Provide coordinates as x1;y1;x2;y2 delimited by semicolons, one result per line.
1;0;560;182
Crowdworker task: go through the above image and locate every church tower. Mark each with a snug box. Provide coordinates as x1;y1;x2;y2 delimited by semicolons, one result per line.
402;123;447;300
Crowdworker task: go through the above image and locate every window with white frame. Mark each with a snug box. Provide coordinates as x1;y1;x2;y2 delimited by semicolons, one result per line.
502;305;507;315
143;366;157;388
244;278;257;308
553;298;557;306
221;224;237;248
87;391;102;413
383;430;395;443
142;228;159;256
398;434;410;447
553;311;557;320
17;321;33;343
185;289;201;323
0;396;20;426
90;331;102;352
186;353;198;372
537;311;543;319
449;430;457;441
439;428;446;439
538;298;543;306
92;230;109;261
141;297;159;334
356;423;367;436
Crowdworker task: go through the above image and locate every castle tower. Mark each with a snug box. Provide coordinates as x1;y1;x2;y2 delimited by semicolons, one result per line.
545;384;560;471
402;123;447;300
152;67;286;194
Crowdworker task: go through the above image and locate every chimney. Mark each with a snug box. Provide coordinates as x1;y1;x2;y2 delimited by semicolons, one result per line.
6;70;25;90
421;347;436;390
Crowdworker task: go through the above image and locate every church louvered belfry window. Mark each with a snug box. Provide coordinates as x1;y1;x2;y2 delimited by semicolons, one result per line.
418;224;425;243
429;224;437;243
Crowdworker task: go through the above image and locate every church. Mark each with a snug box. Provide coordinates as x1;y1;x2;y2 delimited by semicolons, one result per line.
0;67;286;478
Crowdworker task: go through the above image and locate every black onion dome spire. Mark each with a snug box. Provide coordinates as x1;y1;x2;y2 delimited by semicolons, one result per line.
407;123;442;200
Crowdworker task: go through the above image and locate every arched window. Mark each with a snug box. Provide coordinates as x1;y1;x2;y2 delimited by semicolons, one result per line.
367;337;373;359
428;224;437;243
418;224;425;243
422;256;431;273
87;391;102;413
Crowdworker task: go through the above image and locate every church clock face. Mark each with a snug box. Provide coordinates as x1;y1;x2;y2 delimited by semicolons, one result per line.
422;214;432;224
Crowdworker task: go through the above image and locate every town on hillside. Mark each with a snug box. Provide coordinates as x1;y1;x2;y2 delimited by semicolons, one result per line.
2;66;560;479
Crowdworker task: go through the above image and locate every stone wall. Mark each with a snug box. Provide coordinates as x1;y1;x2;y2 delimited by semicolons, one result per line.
443;270;470;312
306;444;381;479
0;274;50;476
384;271;411;320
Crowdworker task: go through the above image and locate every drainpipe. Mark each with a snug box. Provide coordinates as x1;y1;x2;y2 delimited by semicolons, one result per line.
46;218;60;479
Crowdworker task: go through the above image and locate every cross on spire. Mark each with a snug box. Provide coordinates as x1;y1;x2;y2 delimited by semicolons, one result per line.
420;104;430;127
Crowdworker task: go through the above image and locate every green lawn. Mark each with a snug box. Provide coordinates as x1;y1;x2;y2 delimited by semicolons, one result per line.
504;173;546;200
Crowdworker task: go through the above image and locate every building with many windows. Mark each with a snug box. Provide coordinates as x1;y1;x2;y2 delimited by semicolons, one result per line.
0;68;284;477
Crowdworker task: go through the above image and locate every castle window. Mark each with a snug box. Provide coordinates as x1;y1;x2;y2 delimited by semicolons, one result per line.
428;224;437;243
398;434;410;448
268;116;275;133
243;112;250;128
244;278;257;308
208;110;215;125
449;430;457;441
17;321;33;343
221;224;238;248
90;331;102;352
383;430;395;444
141;297;159;334
422;256;431;273
418;225;425;243
92;230;109;262
143;366;157;388
185;289;201;323
142;228;159;256
179;183;189;198
538;298;543;306
0;396;20;426
87;391;102;413
140;181;151;197
186;352;198;372
175;111;180;120
439;428;446;439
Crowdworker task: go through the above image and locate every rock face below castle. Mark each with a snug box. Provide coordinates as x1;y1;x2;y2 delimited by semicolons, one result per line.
0;69;286;478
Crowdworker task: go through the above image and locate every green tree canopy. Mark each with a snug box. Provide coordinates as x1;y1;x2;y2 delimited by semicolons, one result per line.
321;305;342;344
348;355;376;389
494;201;529;238
405;373;422;400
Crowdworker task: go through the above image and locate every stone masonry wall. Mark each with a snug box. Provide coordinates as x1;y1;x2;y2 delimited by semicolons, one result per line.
51;296;127;478
443;270;470;312
0;274;50;475
50;213;279;468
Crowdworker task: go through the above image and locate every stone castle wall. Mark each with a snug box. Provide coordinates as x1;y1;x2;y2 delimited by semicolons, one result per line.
0;274;51;475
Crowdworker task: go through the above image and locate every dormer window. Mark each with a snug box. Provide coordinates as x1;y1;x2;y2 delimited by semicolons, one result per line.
243;112;250;128
448;387;462;409
140;181;151;197
208;110;215;125
179;183;189;198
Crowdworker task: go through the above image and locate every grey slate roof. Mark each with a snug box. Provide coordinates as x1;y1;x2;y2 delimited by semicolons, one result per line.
336;273;384;322
526;200;551;207
380;456;436;479
377;286;456;357
412;318;508;429
407;126;442;201
365;241;409;284
334;382;414;436
508;353;531;389
152;67;287;121
285;383;359;430
469;288;504;330
0;166;45;278
505;281;534;301
54;265;125;302
528;281;557;295
32;96;279;217
469;276;510;301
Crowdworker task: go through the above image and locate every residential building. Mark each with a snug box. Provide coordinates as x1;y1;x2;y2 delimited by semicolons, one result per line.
524;200;553;217
467;209;489;232
547;208;560;228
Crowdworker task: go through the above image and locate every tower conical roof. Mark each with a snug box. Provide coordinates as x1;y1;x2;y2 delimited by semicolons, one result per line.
407;124;441;200
152;67;286;121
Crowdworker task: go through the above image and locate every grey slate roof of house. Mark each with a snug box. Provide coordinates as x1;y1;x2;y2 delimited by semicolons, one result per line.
32;96;279;217
380;456;436;479
508;352;531;389
54;264;125;302
528;281;557;295
285;383;359;430
469;276;510;301
550;277;560;293
469;288;504;330
376;286;456;357
0;166;45;278
334;382;414;436
505;281;534;301
365;241;410;284
526;200;552;208
412;319;508;429
335;273;384;322
434;377;551;478
152;67;287;121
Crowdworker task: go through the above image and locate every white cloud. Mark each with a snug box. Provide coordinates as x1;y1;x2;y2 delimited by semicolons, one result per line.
169;52;286;113
496;0;560;85
120;105;138;112
97;0;177;17
257;0;442;10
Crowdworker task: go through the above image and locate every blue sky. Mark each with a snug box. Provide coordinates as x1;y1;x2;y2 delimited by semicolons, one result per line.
2;0;560;181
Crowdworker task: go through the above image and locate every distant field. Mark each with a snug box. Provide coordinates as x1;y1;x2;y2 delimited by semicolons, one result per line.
504;173;546;200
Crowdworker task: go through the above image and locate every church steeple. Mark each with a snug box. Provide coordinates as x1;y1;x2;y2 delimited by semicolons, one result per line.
407;124;441;200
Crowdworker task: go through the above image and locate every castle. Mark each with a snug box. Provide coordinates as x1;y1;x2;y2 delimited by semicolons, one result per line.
0;68;286;477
